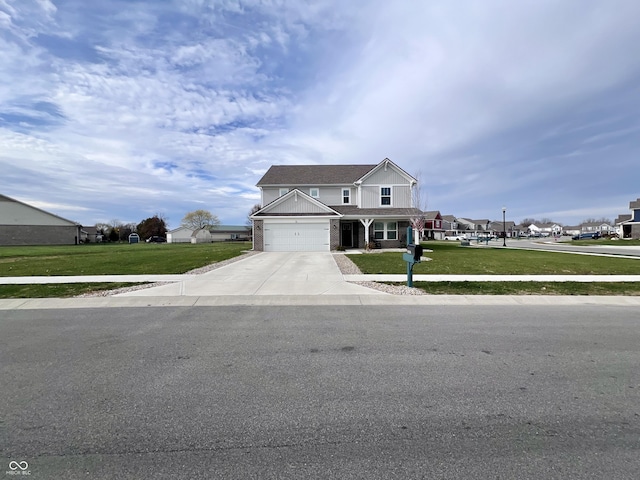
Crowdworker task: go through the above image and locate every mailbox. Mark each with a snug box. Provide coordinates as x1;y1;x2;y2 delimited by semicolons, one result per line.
406;244;423;262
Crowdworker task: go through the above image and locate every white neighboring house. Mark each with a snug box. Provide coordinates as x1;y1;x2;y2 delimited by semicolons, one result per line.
167;226;194;243
191;228;212;243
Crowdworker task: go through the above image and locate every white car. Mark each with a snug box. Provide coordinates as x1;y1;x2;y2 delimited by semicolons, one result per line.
444;235;463;241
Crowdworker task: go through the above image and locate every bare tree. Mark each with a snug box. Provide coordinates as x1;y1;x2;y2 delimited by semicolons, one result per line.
246;203;261;227
181;210;220;230
410;171;428;241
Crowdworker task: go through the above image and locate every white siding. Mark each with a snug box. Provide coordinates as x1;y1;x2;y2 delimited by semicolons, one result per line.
268;194;329;214
362;165;410;185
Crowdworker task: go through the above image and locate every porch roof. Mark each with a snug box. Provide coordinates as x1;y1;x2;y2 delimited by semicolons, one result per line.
333;206;423;218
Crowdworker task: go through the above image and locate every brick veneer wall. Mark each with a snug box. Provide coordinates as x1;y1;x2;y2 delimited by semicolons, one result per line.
330;219;340;250
253;220;264;251
0;225;80;245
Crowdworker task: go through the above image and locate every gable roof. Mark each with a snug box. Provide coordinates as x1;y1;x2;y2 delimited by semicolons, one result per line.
0;194;80;226
424;210;441;220
615;214;632;224
252;189;341;217
355;158;416;185
256;164;376;186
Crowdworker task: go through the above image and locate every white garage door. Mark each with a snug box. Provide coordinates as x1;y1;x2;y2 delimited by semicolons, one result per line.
264;222;330;251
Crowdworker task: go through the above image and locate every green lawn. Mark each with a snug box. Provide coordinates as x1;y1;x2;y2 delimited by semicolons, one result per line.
0;242;252;298
347;242;640;275
0;242;252;276
349;242;640;295
412;281;640;296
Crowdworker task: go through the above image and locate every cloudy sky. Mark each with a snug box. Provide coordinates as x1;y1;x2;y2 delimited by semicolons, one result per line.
1;0;639;228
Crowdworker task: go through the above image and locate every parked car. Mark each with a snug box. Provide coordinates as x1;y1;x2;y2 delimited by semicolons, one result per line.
444;235;463;241
572;232;601;240
146;236;167;243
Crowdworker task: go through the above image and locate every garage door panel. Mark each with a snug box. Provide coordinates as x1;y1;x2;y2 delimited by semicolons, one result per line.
264;222;330;251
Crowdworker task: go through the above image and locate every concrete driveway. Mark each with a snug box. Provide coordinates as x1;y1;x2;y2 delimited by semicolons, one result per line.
117;252;381;297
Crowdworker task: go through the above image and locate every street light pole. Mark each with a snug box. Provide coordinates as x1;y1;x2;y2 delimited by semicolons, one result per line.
502;206;507;247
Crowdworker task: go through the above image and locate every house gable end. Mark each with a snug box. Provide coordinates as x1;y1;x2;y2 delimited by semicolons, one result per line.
357;158;416;186
252;189;340;216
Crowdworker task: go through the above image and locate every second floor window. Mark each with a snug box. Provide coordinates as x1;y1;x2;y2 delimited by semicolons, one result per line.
279;188;289;197
380;187;391;206
342;189;350;204
310;188;319;198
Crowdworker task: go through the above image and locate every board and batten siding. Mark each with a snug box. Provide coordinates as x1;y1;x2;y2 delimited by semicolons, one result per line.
262;186;352;207
266;194;330;214
360;185;412;208
361;166;410;185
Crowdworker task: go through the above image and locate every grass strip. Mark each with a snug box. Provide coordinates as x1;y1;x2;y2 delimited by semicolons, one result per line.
410;281;640;295
0;283;145;299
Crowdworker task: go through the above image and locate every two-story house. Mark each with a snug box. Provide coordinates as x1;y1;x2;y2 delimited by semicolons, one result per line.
616;198;640;239
250;158;423;251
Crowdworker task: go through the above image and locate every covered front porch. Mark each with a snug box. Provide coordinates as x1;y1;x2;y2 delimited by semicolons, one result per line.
338;219;415;249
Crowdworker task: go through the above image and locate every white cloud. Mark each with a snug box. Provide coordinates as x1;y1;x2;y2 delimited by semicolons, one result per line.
1;0;639;227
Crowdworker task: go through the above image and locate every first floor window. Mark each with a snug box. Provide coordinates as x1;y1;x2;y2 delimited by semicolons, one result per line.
373;221;398;240
386;222;397;240
374;222;384;240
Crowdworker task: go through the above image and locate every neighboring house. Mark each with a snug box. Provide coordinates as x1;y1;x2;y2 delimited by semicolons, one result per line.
167;226;194;243
191;228;212;243
209;225;251;242
489;220;517;237
580;222;614;236
616;198;640;239
80;226;99;243
564;225;581;237
423;211;444;240
169;225;251;243
251;158;423;251
458;218;492;235
614;215;631;238
0;194;82;246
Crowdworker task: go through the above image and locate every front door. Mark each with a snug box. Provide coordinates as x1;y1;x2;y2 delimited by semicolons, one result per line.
341;223;353;248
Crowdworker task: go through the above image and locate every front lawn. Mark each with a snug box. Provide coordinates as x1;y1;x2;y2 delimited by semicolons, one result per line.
0;242;252;276
0;242;252;298
347;242;640;275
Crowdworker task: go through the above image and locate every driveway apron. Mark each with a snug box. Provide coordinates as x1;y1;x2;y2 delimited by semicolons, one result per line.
116;252;380;297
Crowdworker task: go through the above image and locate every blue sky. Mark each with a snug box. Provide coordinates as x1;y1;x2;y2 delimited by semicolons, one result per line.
1;0;639;229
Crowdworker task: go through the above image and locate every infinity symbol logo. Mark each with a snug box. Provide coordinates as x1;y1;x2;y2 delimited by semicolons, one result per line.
9;461;28;471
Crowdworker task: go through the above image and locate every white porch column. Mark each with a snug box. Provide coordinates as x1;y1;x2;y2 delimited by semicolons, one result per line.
360;218;374;245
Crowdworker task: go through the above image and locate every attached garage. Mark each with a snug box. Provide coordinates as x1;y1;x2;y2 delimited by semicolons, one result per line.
264;221;330;251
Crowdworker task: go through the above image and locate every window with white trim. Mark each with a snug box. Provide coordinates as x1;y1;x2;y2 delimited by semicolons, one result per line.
373;221;398;240
279;188;289;197
342;188;350;204
310;188;319;198
380;187;392;206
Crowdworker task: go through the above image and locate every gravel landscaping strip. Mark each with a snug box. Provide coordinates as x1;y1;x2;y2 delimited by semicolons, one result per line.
333;252;425;295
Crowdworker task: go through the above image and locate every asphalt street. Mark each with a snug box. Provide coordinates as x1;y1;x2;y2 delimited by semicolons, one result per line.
2;305;639;479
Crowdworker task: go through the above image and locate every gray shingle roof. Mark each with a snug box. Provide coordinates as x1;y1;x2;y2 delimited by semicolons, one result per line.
333;206;423;217
256;164;377;186
630;198;640;209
